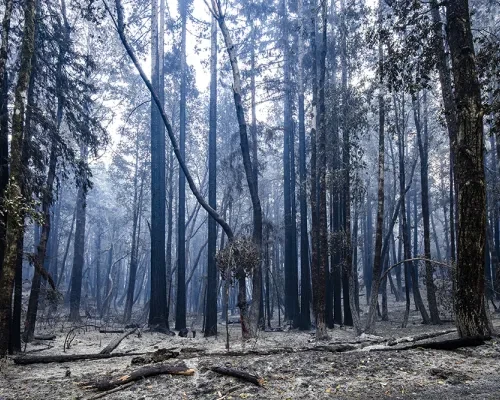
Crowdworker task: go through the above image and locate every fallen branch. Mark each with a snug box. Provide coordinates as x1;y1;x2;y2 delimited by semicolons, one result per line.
387;329;456;346
211;366;264;387
88;381;136;399
13;352;144;365
99;329;125;334
99;328;137;355
380;257;451;281
311;344;357;352
82;363;195;391
34;334;56;340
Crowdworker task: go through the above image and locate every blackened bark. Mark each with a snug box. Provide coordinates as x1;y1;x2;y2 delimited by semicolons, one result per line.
69;146;87;322
0;0;36;356
24;137;57;340
315;0;328;340
339;0;355;329
0;3;13;274
297;0;311;330
149;0;168;330
204;16;218;337
124;135;141;324
446;0;492;337
282;0;298;325
176;0;187;332
365;1;385;333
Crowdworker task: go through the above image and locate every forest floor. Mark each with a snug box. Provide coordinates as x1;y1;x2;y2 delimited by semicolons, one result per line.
1;303;500;399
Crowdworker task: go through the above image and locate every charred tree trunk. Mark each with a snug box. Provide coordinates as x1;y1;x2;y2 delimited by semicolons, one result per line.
297;0;311;331
314;0;329;340
69;145;88;322
176;0;187;332
446;0;493;337
124;134;142;323
0;0;37;356
0;0;13;277
204;16;218;337
282;0;298;326
149;0;169;331
365;1;385;333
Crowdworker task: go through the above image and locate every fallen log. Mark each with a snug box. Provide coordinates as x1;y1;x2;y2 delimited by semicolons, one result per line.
99;329;125;334
211;366;264;387
34;334;56;340
82;363;195;391
372;336;489;352
99;328;138;355
13;352;144;365
387;329;456;346
131;348;180;365
312;344;357;353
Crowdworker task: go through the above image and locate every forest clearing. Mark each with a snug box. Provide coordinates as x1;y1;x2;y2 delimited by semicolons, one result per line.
2;301;500;399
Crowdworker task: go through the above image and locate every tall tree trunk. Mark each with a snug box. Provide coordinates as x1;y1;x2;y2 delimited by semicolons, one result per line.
23;137;57;341
0;0;37;356
0;0;13;277
213;2;263;338
69;145;88;322
297;0;311;330
314;0;329;340
124;134;142;323
446;0;492;337
413;92;440;324
166;149;174;311
339;0;356;329
204;16;218;337
175;0;187;332
309;0;320;337
282;0;298;326
95;225;102;311
364;0;385;334
24;0;69;336
148;0;168;331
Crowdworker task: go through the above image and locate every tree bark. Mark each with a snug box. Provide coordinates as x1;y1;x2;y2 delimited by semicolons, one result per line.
297;0;311;331
204;16;218;337
0;0;14;277
446;0;493;337
0;0;37;356
365;0;385;334
175;0;187;332
148;0;169;331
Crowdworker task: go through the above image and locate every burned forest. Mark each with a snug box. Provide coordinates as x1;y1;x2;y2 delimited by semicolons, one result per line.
0;0;500;398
